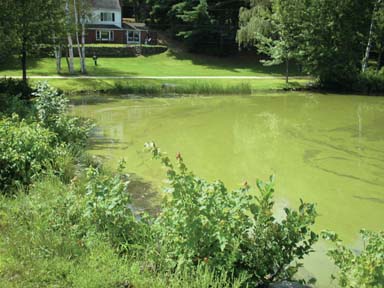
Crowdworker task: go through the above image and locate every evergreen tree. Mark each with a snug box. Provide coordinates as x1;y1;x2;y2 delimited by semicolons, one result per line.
147;0;247;55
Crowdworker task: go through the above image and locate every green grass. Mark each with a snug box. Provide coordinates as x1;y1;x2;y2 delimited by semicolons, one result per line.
0;174;246;288
1;49;309;94
0;50;303;77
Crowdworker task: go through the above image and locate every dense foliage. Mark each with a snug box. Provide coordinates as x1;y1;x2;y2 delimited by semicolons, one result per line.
81;162;150;249
0;115;63;192
147;0;248;55
238;0;376;89
323;230;384;288
33;82;93;148
0;81;92;193
146;142;318;286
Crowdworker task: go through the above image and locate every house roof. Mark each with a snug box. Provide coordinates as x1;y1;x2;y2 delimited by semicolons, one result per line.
123;22;149;31
86;24;123;30
91;0;121;10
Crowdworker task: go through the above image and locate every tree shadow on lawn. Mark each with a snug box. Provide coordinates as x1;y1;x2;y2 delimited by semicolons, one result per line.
78;61;140;77
0;56;42;74
166;49;303;76
1;55;141;77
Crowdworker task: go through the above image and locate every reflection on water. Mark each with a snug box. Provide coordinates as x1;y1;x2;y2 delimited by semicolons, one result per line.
72;92;384;287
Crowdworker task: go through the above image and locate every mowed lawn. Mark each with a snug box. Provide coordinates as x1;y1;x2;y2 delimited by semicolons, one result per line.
0;50;302;77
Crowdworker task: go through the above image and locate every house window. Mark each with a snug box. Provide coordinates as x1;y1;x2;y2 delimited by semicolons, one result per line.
127;31;140;43
96;30;114;41
100;12;115;22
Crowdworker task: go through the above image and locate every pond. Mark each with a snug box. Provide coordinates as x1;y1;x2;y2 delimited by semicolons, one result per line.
72;92;384;287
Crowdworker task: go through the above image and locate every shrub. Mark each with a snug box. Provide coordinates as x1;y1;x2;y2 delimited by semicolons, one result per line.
0;115;63;193
0;78;33;100
0;93;32;118
145;142;318;286
33;82;68;124
0;78;33;117
81;161;149;249
353;71;384;94
33;82;94;148
322;230;384;288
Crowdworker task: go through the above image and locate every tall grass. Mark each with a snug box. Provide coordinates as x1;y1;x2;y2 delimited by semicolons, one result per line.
111;80;253;96
0;173;247;288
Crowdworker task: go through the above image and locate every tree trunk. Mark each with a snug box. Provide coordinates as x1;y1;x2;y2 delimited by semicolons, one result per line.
65;0;75;74
57;45;62;73
67;34;75;74
285;58;289;84
65;45;70;71
362;0;381;72
21;6;27;82
21;39;27;82
73;0;85;73
377;47;383;72
81;21;87;74
52;32;62;74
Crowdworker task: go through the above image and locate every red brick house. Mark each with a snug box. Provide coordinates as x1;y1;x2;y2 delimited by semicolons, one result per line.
86;0;157;45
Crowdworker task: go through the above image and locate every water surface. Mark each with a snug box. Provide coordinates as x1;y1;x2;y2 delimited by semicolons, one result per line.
72;92;384;286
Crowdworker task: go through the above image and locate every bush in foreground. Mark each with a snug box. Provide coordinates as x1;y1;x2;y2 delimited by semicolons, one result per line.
146;142;318;286
0;115;65;192
323;230;384;288
33;82;93;148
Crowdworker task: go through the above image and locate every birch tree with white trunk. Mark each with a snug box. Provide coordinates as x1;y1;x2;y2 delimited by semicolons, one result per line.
362;0;382;73
65;0;75;74
73;0;83;73
79;0;90;74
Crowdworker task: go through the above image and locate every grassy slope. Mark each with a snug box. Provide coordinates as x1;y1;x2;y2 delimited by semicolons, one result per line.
0;50;303;77
0;176;243;288
1;50;309;93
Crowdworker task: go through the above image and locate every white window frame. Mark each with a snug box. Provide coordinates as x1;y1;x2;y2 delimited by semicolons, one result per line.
100;12;115;22
96;30;114;42
127;30;141;44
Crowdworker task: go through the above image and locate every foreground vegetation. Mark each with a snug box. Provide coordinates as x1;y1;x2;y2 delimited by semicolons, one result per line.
1;80;383;287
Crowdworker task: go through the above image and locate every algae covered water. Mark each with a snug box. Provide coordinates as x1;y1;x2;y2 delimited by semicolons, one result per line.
72;92;384;286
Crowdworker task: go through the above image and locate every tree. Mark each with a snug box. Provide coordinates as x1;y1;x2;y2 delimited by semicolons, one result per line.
65;0;75;74
50;0;67;74
2;0;56;81
298;0;373;89
73;0;91;74
122;0;149;22
147;0;247;55
375;2;384;71
238;0;374;89
237;0;305;83
0;0;67;81
146;0;181;30
362;0;382;72
0;1;17;64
